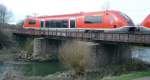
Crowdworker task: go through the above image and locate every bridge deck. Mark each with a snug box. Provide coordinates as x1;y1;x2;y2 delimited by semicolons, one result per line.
9;28;150;45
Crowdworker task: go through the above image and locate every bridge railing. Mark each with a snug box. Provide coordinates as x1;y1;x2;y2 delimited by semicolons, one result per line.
12;28;150;45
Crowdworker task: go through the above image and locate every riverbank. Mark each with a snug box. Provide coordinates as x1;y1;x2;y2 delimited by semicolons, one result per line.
0;58;150;80
101;71;150;80
1;69;150;80
0;59;150;80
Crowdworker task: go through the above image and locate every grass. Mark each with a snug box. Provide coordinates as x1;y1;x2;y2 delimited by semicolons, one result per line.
101;71;150;80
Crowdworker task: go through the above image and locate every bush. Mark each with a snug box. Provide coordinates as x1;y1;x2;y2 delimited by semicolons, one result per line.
0;24;13;48
59;40;96;75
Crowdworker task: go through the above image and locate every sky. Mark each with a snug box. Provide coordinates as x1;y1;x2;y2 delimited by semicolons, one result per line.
0;0;150;24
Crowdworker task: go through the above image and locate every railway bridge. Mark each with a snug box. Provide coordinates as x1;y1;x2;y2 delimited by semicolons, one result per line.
2;26;150;65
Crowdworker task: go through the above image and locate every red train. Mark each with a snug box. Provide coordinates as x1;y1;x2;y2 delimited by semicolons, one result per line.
23;10;134;32
137;14;150;32
141;14;150;28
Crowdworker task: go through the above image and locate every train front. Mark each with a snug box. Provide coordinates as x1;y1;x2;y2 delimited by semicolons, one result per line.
104;10;136;33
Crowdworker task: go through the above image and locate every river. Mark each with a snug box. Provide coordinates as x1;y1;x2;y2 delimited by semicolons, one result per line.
132;46;150;63
0;46;150;78
0;61;65;77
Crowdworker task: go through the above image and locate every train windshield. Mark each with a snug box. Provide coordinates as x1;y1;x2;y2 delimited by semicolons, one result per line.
120;13;134;26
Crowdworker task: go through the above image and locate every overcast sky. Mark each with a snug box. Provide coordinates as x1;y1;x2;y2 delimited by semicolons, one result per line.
0;0;150;24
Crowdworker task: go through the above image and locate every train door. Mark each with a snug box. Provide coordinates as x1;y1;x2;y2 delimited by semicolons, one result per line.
70;18;76;28
41;20;44;28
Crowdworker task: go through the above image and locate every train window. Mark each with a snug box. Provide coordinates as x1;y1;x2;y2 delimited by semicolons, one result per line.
28;20;36;24
51;21;56;28
45;20;68;28
45;21;53;28
84;16;103;24
61;20;68;28
41;21;44;28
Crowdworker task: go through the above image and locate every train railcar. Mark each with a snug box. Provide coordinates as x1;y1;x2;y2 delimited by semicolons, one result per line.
23;10;134;32
141;14;150;28
137;14;150;33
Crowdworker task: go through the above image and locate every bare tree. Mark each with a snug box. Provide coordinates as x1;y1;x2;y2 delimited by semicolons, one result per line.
0;4;12;24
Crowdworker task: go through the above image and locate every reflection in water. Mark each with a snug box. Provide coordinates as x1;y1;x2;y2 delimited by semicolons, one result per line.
0;62;65;77
132;46;150;63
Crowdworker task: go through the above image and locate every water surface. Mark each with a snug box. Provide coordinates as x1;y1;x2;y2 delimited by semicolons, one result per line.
0;61;65;77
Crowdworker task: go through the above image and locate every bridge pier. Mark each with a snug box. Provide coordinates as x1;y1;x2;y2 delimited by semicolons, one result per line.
33;38;62;60
95;43;131;65
33;38;47;57
45;39;62;60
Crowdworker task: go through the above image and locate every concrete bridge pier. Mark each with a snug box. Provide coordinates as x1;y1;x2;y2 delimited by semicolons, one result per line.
33;38;47;57
33;38;62;60
95;43;131;65
45;39;62;59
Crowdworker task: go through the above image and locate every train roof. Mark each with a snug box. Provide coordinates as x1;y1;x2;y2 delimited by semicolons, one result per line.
27;10;121;20
37;13;83;19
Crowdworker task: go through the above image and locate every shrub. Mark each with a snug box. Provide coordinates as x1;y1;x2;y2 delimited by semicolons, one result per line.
59;40;96;75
